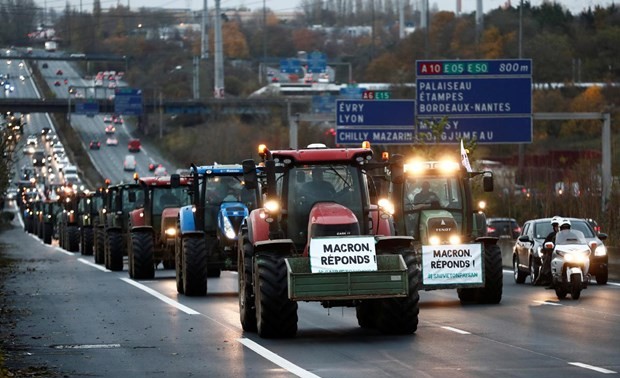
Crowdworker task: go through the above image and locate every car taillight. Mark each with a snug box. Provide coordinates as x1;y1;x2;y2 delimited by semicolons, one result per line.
487;226;496;233
514;226;521;233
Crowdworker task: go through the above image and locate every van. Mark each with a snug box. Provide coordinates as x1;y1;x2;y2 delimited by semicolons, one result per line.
123;155;136;171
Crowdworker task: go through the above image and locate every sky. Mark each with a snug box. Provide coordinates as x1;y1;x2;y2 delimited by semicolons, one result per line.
48;0;617;16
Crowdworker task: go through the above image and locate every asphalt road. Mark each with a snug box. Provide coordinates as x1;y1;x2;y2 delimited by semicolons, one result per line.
2;205;619;378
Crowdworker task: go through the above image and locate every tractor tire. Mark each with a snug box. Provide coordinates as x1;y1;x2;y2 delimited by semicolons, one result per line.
42;223;53;245
182;235;207;296
131;231;155;279
513;255;527;284
457;288;477;303
596;269;608;285
238;235;257;332
67;226;80;252
356;300;377;329
175;237;184;294
94;228;105;265
81;227;94;256
476;244;503;304
376;253;420;335
255;254;298;338
106;231;124;271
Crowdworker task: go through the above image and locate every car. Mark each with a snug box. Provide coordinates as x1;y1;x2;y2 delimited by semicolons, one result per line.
89;140;101;150
153;165;167;176
123;155;136;171
54;80;61;86
113;115;123;125
513;217;608;286
486;217;521;239
56;69;63;75
105;125;116;134
41;127;52;136
26;134;38;146
106;136;118;146
103;115;113;123
128;138;141;152
42;62;48;69
32;150;46;167
5;187;18;200
585;218;601;233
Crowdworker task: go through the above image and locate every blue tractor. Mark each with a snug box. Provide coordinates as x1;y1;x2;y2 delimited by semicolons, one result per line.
175;164;261;296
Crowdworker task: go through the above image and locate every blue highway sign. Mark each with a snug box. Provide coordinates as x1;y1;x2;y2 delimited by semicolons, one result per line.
114;88;143;116
280;58;302;74
336;100;415;126
417;117;532;144
337;128;415;144
75;101;99;115
307;51;327;73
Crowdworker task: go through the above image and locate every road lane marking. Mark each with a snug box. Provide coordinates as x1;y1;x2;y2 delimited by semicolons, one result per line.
608;282;620;287
52;343;121;349
77;258;110;272
533;300;562;306
238;338;321;378
569;362;617;374
441;326;471;335
119;277;200;315
55;247;75;256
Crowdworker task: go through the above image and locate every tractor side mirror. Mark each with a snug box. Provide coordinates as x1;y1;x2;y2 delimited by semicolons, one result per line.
170;174;180;188
483;172;494;192
242;159;257;190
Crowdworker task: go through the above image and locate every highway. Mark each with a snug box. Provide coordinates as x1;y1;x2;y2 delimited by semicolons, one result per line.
1;215;619;378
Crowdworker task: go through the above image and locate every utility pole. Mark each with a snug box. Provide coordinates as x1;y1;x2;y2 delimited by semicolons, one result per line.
213;0;224;98
201;0;209;60
399;0;405;39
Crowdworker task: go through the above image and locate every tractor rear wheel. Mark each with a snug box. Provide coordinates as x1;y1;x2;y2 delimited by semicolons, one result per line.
477;244;503;304
42;223;53;245
376;253;420;334
81;227;94;256
67;226;80;252
238;233;257;332
106;231;124;271
175;237;184;294
94;228;105;264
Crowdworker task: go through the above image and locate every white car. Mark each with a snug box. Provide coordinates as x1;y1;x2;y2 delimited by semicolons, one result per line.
106;136;118;146
123;155;136;171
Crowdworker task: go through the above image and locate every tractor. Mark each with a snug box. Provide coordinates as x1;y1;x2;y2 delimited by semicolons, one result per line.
238;143;420;338
56;185;81;252
174;164;261;296
127;175;192;279
100;178;144;271
77;189;103;256
386;156;502;304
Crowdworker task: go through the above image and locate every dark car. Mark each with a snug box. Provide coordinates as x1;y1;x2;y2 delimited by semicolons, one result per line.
42;62;48;69
487;217;521;239
56;69;63;75
89;140;101;150
513;217;608;285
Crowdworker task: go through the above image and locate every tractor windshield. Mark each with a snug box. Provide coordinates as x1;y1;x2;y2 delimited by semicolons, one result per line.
284;165;365;245
203;175;257;233
402;177;464;238
152;187;191;214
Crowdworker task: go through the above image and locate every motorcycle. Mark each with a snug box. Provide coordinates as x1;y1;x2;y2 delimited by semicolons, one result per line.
546;229;593;299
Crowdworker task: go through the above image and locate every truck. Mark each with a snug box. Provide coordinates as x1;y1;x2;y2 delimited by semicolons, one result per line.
386;156;502;304
238;144;420;338
44;41;57;52
175;164;261;296
127;175;191;279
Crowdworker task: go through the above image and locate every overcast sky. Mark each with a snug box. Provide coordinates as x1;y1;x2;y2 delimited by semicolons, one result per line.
49;0;617;16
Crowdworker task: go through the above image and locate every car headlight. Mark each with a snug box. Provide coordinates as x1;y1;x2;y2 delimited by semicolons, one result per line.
165;227;177;237
594;244;607;256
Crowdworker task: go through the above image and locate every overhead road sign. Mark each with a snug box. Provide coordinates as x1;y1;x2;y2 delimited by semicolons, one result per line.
416;59;532;144
307;51;327;73
280;58;302;74
417;117;532;144
339;86;366;99
336;99;416;145
114;88;143;116
336;100;415;126
75;100;99;116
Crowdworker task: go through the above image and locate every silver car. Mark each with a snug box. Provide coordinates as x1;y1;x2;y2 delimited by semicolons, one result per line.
513;217;608;285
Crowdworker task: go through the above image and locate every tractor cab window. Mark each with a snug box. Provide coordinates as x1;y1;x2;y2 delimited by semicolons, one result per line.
153;187;190;214
286;165;363;245
203;175;256;232
122;188;144;212
402;177;463;239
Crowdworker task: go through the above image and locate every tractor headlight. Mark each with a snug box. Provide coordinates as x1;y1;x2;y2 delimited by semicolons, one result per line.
165;227;177;237
448;235;461;245
222;216;236;239
377;198;394;217
429;236;441;245
264;200;280;214
594;244;607;256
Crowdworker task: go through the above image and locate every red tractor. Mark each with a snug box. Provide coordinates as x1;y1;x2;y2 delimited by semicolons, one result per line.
127;175;192;279
238;143;420;338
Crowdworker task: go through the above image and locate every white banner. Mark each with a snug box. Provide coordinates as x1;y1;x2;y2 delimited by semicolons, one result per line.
310;236;378;273
422;244;483;285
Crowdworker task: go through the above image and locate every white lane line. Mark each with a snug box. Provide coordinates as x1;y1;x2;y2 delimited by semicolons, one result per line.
569;362;617;374
53;343;121;349
119;277;200;315
533;300;563;306
54;247;75;256
238;338;321;378
607;282;620;287
441;326;471;335
77;258;110;272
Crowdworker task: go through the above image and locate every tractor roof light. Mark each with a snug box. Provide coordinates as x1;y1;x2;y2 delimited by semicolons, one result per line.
403;159;426;175
362;141;371;149
437;159;460;174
